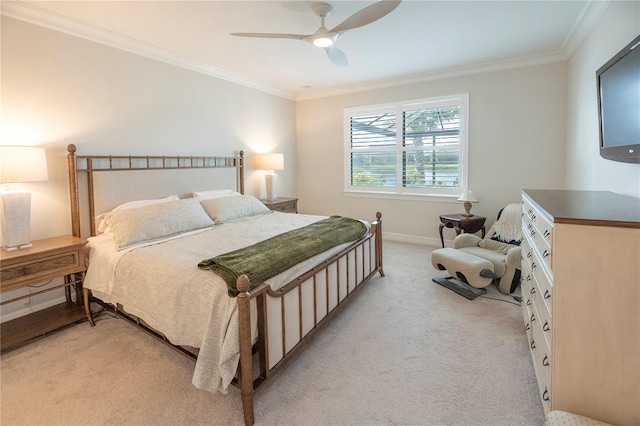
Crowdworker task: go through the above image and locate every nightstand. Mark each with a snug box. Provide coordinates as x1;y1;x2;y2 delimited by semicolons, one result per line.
260;197;298;213
439;214;486;248
1;235;87;351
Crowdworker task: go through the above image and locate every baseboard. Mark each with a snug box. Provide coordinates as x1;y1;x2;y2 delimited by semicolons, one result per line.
383;232;448;247
0;296;67;324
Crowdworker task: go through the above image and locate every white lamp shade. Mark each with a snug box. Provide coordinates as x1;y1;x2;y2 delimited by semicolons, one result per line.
457;189;478;203
256;153;284;171
0;146;49;183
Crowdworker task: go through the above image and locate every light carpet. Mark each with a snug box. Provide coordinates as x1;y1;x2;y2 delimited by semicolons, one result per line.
0;241;544;425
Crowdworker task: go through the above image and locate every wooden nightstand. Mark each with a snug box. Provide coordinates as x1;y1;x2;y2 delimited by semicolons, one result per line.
260;197;298;213
439;214;486;248
1;235;87;352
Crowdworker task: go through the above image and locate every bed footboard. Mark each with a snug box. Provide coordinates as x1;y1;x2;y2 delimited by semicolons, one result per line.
236;212;383;425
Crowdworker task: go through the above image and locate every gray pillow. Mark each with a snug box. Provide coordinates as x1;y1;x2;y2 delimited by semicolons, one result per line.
104;198;214;249
200;194;270;223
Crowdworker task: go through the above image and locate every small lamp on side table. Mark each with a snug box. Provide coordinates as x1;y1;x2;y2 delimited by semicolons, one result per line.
458;189;478;217
256;153;284;201
0;146;49;250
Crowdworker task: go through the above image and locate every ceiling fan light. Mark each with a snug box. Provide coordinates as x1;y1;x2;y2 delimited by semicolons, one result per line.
313;37;334;47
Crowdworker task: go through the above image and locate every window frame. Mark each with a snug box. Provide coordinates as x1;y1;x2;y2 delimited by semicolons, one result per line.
344;93;469;200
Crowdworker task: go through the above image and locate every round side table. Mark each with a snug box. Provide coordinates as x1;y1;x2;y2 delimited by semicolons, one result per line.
439;213;486;247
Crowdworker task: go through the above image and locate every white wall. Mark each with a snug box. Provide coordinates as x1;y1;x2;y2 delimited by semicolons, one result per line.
1;16;296;319
566;1;640;198
296;63;568;244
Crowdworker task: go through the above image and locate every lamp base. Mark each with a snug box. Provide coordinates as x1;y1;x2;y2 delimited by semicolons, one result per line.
265;172;278;201
461;201;474;217
1;192;32;250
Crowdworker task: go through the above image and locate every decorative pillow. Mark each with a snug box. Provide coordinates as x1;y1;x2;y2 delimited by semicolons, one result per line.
192;189;241;200
103;198;214;249
484;203;523;246
96;195;179;233
200;194;270;223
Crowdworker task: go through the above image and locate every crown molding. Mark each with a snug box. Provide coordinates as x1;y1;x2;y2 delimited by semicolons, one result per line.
295;50;568;101
559;0;611;56
1;1;296;101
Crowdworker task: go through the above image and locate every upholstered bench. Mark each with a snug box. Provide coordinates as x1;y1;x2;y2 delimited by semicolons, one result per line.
431;247;495;288
544;411;612;426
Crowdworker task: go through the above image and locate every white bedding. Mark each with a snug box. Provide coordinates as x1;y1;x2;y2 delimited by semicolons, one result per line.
84;211;368;393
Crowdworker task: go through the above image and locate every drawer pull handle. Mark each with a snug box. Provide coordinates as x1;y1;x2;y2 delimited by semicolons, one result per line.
19;266;32;275
530;229;536;236
526;299;531;306
544;289;551;300
543;229;551;238
530;313;536;322
542;250;550;258
542;388;550;401
527;223;533;229
526;275;531;281
528;208;533;214
542;354;550;367
531;262;537;269
530;340;536;350
527;252;532;258
530;287;536;295
525;323;530;331
532;214;536;220
543;321;550;332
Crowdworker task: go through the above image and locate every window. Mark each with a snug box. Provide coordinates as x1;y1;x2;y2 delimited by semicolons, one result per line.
344;94;468;198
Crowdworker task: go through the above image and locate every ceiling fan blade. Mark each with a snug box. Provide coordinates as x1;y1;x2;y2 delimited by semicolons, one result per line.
325;45;348;67
231;33;306;40
329;0;401;34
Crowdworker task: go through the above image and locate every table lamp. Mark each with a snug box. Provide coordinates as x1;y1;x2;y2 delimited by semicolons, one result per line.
0;146;49;250
458;189;478;217
256;153;284;201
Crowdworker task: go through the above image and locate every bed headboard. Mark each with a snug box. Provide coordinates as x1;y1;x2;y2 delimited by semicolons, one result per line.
67;144;244;238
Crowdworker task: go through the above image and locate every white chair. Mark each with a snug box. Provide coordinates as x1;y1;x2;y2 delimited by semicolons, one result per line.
431;203;523;294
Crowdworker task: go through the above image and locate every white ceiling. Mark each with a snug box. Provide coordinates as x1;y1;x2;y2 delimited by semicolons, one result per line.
3;0;610;100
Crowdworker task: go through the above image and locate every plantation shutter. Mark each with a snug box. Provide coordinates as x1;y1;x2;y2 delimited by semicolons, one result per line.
402;106;461;189
349;112;397;187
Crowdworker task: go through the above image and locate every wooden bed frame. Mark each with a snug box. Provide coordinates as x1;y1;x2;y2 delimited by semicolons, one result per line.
66;144;384;425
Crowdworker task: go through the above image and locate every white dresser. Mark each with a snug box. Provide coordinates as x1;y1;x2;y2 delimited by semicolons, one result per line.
521;190;639;425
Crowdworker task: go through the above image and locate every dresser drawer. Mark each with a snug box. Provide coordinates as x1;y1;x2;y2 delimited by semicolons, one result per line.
1;243;85;293
270;199;297;212
522;194;554;274
524;283;552;414
261;197;298;213
521;273;533;327
532;258;552;314
531;308;552;411
530;274;552;351
521;237;534;270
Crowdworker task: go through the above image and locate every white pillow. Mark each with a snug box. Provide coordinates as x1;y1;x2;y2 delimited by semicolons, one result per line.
97;195;179;233
103;198;214;249
200;195;270;223
192;189;241;200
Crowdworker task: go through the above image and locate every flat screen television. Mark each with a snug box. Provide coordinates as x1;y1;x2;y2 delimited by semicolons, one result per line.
596;34;640;164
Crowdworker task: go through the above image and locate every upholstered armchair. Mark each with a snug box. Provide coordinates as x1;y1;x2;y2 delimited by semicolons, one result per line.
432;203;523;294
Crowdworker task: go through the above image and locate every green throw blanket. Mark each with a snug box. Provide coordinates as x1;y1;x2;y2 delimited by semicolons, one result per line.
198;216;368;296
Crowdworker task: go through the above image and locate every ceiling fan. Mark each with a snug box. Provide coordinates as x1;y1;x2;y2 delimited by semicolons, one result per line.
231;0;402;67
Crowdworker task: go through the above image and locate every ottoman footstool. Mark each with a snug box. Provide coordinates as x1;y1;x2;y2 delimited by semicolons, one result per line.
431;247;496;288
